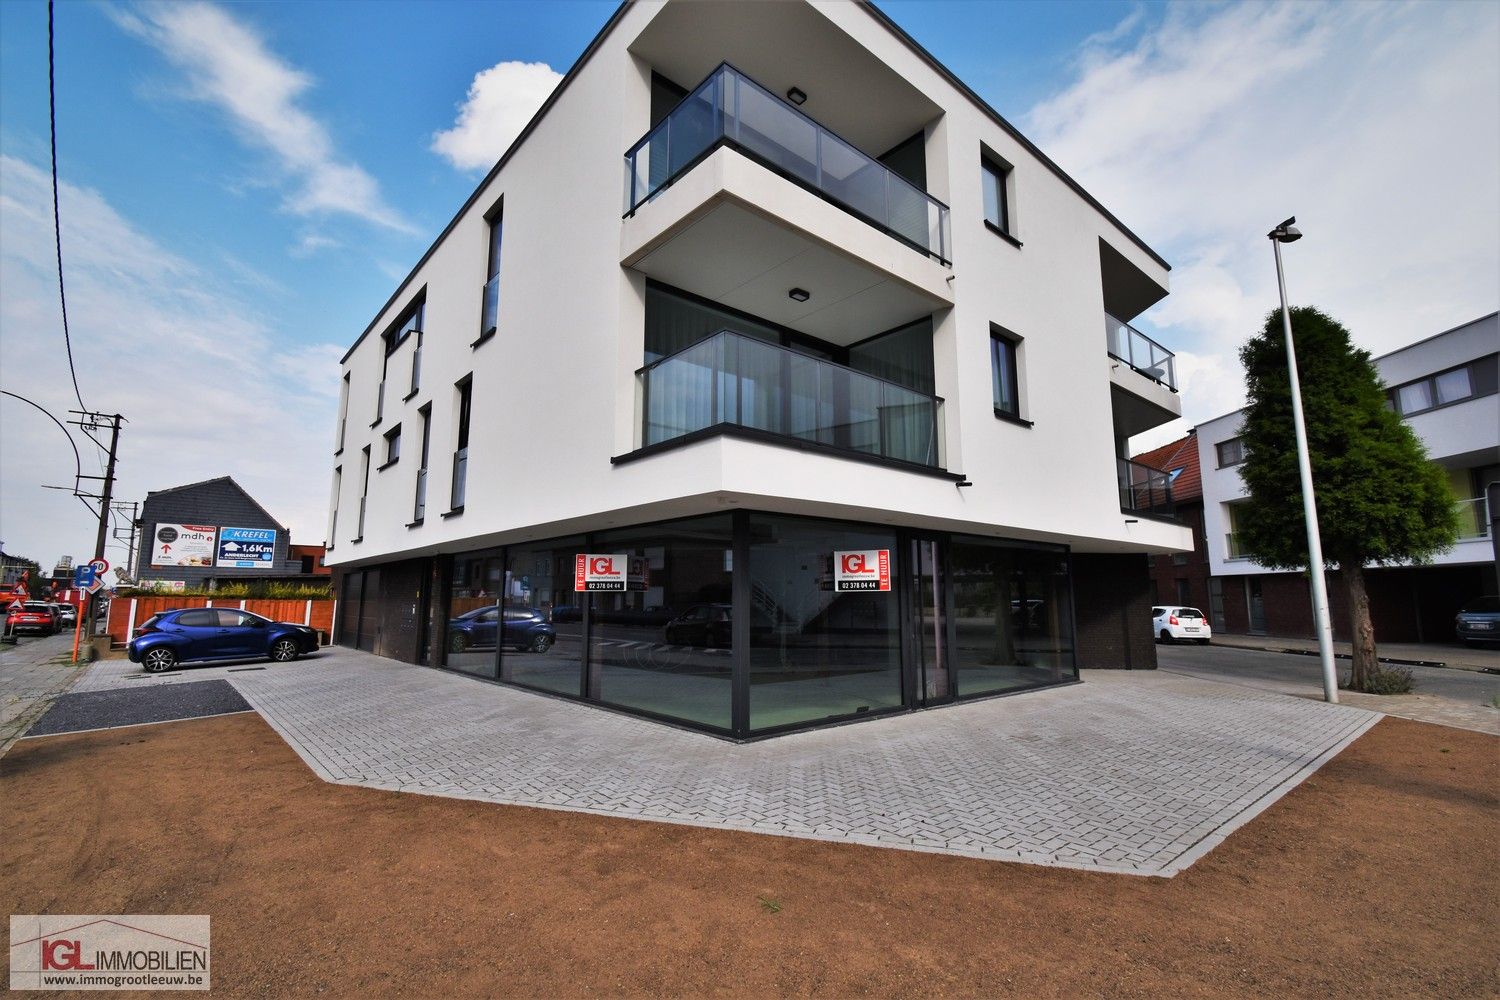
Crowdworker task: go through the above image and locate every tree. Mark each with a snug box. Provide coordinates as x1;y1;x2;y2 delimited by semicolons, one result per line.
1236;306;1458;691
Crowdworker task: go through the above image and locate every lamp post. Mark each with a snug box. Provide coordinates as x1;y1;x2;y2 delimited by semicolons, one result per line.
1269;216;1339;704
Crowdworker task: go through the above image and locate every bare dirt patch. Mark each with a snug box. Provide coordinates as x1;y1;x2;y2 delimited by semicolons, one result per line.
3;713;1495;998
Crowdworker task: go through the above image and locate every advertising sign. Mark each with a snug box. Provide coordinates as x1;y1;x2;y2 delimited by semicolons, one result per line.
216;527;278;569
151;524;217;568
573;554;648;592
833;549;891;592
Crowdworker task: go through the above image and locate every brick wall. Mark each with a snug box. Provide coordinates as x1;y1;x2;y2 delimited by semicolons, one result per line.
1146;499;1213;612
1073;553;1157;669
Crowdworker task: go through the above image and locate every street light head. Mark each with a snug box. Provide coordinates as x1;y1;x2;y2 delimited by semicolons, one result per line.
1268;216;1302;243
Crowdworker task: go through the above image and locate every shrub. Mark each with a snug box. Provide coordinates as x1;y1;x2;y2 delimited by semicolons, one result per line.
1350;664;1414;695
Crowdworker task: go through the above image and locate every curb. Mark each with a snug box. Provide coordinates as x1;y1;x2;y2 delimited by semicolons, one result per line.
1207;641;1500;672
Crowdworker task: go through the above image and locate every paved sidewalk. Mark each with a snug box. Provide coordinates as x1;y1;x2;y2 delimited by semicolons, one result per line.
0;634;89;758
1213;632;1500;672
224;647;1379;877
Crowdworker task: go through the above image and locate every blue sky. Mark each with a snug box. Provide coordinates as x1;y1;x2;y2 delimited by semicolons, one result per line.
1;0;1496;569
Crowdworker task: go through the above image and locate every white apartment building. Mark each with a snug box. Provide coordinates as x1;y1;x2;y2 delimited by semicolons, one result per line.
1198;312;1498;641
326;0;1190;738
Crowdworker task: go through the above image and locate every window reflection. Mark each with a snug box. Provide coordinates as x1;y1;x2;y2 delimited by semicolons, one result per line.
443;548;502;678
949;538;1075;696
500;538;584;696
747;514;902;731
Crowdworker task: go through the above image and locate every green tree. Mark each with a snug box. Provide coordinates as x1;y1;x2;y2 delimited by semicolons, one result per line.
1236;306;1458;691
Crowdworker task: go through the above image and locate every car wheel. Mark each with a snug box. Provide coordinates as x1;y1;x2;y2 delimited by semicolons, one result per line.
1197;638;1211;645
1159;629;1173;644
142;648;177;673
449;632;471;653
528;633;554;654
270;638;300;662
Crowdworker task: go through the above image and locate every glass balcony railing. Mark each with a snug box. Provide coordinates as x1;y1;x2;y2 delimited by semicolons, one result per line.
1106;314;1177;391
624;63;951;265
637;329;945;469
1225;532;1251;560
480;274;500;338
1456;496;1490;539
1118;458;1175;516
450;448;468;510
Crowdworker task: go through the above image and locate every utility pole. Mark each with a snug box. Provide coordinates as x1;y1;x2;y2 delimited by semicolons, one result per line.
93;415;121;562
66;410;124;652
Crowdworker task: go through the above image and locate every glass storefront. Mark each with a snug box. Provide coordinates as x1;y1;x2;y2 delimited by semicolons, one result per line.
745;514;904;732
418;512;1077;737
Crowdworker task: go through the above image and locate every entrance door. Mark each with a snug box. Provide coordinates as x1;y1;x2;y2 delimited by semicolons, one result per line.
1247;577;1266;634
908;537;952;704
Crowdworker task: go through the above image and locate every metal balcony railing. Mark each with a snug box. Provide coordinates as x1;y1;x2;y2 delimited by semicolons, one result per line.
1106;314;1177;391
624;63;951;265
480;274;500;338
450;448;468;510
1456;496;1490;539
637;329;945;469
413;468;428;522
1118;458;1174;516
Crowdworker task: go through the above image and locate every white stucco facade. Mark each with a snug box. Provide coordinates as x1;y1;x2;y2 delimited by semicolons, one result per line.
326;0;1190;572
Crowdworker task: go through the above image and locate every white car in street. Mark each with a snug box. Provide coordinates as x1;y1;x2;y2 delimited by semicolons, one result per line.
1152;606;1212;644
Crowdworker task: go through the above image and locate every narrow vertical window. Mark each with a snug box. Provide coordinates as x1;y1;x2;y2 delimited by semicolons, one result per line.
981;156;1011;235
450;377;472;512
480;204;503;342
413;404;431;523
336;373;350;451
328;466;341;547
356;447;371;541
990;329;1021;420
382;424;401;466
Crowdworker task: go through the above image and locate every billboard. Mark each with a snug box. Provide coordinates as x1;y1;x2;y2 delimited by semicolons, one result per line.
151;524;217;568
216;526;278;569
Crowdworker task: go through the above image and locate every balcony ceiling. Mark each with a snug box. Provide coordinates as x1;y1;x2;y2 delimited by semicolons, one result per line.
630;198;947;346
629;0;941;156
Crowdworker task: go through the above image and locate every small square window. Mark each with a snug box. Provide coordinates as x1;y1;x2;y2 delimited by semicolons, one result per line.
383;425;401;465
1216;438;1247;467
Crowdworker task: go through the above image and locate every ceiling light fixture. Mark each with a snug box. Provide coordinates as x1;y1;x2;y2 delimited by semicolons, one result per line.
788;288;810;302
786;87;807;106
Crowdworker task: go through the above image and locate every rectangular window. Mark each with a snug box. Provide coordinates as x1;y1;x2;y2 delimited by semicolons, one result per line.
451;377;472;511
413;405;431;523
1176;579;1191;606
382;424;401;466
949;537;1075;698
1216;437;1247;467
356;447;371;541
480;205;503;341
336;373;350;451
375;297;425;422
990;329;1021;419
328;466;341;546
498;537;586;694
1390;354;1498;415
981;157;1010;234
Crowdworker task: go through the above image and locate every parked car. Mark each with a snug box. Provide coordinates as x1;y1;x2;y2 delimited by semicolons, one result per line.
1152;606;1211;644
127;608;319;672
549;605;582;623
448;606;556;653
51;603;77;627
663;603;732;648
5;603;59;636
1455;595;1500;645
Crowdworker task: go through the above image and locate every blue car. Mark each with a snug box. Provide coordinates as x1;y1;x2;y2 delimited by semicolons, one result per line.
128;608;319;673
448;606;555;653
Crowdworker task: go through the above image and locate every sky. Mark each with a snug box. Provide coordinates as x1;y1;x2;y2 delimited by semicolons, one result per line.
0;0;1496;571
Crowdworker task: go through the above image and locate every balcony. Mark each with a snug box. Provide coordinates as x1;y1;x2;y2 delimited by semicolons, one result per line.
1457;496;1490;539
1225;532;1251;561
633;329;945;471
1118;458;1175;518
1106;315;1177;391
627;64;949;265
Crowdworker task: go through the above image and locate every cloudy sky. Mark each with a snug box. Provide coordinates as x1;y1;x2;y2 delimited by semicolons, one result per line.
0;0;1496;570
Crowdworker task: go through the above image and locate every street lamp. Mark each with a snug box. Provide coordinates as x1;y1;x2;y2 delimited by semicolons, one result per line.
1269;216;1339;704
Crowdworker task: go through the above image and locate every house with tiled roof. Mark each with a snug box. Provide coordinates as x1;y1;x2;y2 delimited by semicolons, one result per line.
1132;432;1213;617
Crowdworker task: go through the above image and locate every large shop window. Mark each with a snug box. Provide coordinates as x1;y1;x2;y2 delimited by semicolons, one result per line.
746;513;903;732
443;548;503;678
948;538;1075;696
589;515;735;730
500;537;586;696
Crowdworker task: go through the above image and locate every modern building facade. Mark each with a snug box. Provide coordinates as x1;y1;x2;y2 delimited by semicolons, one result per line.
326;0;1190;738
1196;312;1499;642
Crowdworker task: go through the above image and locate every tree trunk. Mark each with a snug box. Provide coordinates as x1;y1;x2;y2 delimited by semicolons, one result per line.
1343;561;1378;691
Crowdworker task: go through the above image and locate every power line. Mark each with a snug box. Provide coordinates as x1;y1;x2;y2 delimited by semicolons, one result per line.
0;389;96;521
48;0;87;413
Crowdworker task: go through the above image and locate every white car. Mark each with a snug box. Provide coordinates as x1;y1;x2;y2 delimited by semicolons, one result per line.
1152;606;1211;644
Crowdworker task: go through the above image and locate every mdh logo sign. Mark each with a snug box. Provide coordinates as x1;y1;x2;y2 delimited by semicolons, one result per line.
10;915;210;991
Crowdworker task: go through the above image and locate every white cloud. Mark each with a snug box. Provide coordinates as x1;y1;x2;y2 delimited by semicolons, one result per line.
432;60;562;172
109;1;415;234
1024;1;1500;441
0;155;342;569
290;233;340;258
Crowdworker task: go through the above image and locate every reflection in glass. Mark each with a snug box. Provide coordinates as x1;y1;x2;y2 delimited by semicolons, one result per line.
747;514;902;731
443;549;502;678
500;539;585;696
591;516;734;730
949;538;1075;696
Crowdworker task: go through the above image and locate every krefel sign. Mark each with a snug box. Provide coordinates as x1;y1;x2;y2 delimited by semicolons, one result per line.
833;549;891;592
216;527;278;569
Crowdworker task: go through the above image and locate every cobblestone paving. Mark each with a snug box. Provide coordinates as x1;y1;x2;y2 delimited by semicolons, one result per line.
72;652;315;694
0;634;88;758
223;648;1379;876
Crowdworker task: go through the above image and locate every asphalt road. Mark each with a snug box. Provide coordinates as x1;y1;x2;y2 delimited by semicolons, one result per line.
1156;641;1500;705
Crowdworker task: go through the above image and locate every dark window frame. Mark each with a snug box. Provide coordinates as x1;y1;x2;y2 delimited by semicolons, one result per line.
1216;437;1247;468
474;197;504;348
980;150;1019;246
378;423;402;470
1388;354;1498;417
989;326;1027;425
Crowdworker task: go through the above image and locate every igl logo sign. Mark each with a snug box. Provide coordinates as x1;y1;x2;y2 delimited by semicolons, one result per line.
833;549;891;592
575;554;627;592
41;939;94;970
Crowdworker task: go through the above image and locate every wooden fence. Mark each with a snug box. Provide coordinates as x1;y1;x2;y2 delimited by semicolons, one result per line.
107;596;337;647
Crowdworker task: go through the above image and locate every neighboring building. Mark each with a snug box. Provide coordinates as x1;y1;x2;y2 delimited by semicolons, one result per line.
326;0;1191;739
133;477;326;590
1133;433;1210;613
0;550;40;587
1196;312;1499;642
